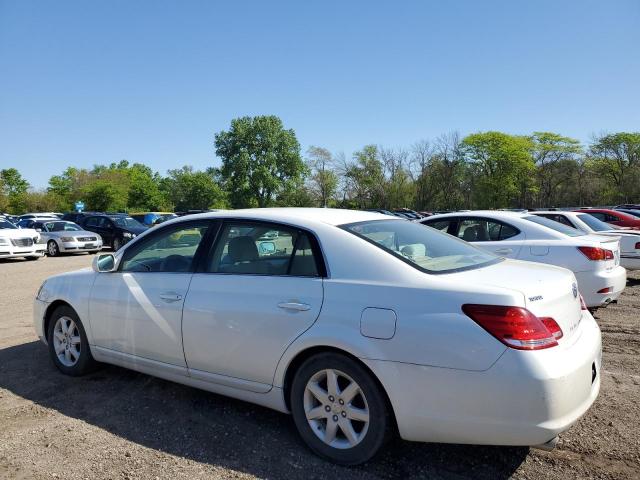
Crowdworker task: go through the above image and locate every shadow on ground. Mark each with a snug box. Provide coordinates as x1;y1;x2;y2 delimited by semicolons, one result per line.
0;341;528;479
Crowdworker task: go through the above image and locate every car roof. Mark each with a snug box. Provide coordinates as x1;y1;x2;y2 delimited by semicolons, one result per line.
171;208;394;228
425;210;529;220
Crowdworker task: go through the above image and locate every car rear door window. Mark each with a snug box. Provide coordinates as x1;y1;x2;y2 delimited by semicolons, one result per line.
424;219;454;233
207;222;321;277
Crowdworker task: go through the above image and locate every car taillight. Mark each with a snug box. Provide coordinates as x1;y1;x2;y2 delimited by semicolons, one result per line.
461;304;560;350
579;294;588;310
540;317;563;340
597;287;613;294
635;242;640;250
577;246;614;261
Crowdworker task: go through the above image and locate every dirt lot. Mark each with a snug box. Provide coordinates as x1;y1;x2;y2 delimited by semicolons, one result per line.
0;254;638;479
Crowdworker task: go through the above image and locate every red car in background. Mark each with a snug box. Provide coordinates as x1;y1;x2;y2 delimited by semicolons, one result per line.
574;209;640;230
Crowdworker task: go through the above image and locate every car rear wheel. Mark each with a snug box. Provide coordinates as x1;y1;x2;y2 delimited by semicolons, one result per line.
290;352;391;465
47;306;98;376
47;240;59;257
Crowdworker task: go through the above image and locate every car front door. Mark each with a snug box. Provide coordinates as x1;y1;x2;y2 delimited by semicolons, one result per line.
454;217;524;258
182;220;325;392
89;220;213;367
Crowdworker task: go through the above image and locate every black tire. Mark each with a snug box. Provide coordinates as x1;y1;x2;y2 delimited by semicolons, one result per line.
112;237;122;251
47;240;59;257
46;305;98;376
290;352;392;465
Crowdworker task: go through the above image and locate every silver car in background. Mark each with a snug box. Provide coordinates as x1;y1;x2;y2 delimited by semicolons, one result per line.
33;220;103;256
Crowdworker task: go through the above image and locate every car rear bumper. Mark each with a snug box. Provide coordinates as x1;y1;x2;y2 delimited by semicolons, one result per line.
575;266;626;307
363;310;601;446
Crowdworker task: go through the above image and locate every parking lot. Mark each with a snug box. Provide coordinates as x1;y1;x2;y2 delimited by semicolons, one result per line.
0;254;638;480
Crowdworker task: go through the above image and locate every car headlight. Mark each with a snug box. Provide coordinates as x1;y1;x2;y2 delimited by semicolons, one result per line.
123;232;134;238
60;237;74;242
0;237;8;245
36;280;49;301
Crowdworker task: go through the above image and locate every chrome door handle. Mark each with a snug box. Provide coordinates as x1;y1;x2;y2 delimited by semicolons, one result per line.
494;248;513;255
278;302;311;312
159;292;183;303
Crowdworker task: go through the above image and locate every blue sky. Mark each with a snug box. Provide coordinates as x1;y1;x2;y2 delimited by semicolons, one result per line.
1;0;639;188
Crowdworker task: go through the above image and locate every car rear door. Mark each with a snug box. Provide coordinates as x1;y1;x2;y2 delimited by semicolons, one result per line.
182;220;325;392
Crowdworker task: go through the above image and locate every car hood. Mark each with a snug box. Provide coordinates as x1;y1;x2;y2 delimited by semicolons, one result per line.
446;259;583;342
0;228;39;239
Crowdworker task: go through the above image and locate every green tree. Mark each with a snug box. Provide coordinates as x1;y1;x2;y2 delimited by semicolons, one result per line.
344;145;386;208
531;132;582;207
306;146;338;207
589;132;640;203
1;168;30;213
82;179;128;212
462;132;535;208
161;166;226;211
215;115;306;208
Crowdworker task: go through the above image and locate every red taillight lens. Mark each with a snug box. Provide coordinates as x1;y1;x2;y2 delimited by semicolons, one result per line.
635;242;640;250
597;286;613;294
462;304;560;350
540;317;563;340
577;246;613;261
580;294;588;310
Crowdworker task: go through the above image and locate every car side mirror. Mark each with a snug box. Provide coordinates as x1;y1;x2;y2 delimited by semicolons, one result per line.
93;253;117;272
259;241;276;254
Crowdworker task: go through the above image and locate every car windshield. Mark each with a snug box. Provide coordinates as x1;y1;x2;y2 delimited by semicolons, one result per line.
45;221;82;232
524;215;584;237
110;216;144;228
576;213;614;232
342;219;500;273
0;219;17;229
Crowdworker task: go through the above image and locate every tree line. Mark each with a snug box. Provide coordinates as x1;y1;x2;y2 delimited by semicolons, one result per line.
1;115;639;215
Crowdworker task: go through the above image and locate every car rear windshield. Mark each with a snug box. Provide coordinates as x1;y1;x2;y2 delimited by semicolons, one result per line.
576;213;614;232
45;221;82;232
524;215;584;237
341;219;500;273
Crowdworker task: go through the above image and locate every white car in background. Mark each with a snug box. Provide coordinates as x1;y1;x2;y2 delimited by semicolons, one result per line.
0;217;45;260
31;219;103;256
532;211;640;271
420;211;626;308
34;208;601;464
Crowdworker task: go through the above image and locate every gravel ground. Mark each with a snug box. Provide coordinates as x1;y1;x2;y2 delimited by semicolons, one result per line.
0;254;638;479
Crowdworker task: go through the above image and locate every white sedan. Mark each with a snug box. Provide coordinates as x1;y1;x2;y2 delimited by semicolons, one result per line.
0;217;45;260
34;208;601;464
532;211;640;271
420;211;627;308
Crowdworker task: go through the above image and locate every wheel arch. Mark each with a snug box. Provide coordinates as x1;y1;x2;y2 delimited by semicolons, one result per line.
281;345;398;433
43;300;75;341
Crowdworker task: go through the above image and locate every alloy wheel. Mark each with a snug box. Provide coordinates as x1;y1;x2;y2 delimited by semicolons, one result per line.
303;369;370;449
48;241;58;256
52;316;81;367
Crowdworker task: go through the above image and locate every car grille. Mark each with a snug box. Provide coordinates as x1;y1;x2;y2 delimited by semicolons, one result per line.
76;236;97;242
11;238;34;247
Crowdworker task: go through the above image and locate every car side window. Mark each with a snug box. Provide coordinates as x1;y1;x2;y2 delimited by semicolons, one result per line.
606;213;621;222
120;222;210;273
590;212;606;221
207;222;320;276
85;217;97;228
553;215;573;227
424;220;452;233
458;218;518;242
98;218;112;228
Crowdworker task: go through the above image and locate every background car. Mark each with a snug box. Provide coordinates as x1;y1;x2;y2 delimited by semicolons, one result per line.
17;212;60;221
614;208;640;218
31;220;103;257
0;218;45;260
532;211;640;271
34;208;601;465
573;208;640;230
420;211;626;308
82;214;147;251
61;211;104;225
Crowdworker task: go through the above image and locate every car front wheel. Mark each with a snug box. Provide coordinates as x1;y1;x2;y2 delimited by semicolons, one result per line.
47;306;97;376
290;352;391;465
47;240;59;257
